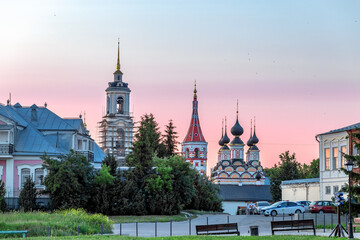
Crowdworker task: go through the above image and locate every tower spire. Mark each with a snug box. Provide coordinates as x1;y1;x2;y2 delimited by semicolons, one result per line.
236;99;239;118
116;38;120;71
194;80;197;98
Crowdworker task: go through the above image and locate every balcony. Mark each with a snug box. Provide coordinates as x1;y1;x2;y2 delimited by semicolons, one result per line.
0;144;14;155
76;150;94;161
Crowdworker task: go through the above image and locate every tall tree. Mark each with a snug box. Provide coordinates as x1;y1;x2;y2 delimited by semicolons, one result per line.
265;151;301;201
42;150;94;210
18;177;37;212
298;158;320;179
0;180;6;212
102;153;118;176
162;119;179;157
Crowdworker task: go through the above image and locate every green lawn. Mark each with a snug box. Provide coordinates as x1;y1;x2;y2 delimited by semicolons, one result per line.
2;235;349;240
0;209;113;237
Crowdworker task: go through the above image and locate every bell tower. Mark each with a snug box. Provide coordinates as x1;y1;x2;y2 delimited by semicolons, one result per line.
98;40;134;166
181;82;208;175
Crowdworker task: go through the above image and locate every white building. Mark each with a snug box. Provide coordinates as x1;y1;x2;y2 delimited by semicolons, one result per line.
281;178;320;202
316;122;360;200
98;42;134;166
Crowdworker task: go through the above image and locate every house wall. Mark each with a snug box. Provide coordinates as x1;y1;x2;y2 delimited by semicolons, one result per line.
222;201;247;215
281;182;320;202
0;160;6;181
318;131;348;200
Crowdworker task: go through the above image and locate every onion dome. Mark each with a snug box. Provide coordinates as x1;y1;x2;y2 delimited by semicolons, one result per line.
231;102;244;136
247;119;254;146
218;120;224;146
221;117;230;144
231;118;244;136
221;145;230;151
251;127;259;145
250;145;259;151
255;171;262;181
230;136;244;145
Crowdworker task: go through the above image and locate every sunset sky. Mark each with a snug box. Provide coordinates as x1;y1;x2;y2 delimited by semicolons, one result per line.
1;0;360;170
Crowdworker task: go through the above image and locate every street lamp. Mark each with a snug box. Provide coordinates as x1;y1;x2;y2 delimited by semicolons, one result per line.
346;159;354;239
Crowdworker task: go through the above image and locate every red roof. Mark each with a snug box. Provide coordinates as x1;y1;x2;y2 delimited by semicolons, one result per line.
183;94;206;142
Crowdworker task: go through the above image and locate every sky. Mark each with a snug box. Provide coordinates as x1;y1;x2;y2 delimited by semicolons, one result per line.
0;0;360;170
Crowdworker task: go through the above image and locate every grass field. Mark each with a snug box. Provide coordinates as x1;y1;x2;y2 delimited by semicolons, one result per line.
0;209;113;237
2;235;349;240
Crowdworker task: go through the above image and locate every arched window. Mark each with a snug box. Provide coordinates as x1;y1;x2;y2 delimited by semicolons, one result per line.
117;97;124;114
194;148;199;158
106;96;110;114
116;128;125;156
35;168;44;185
21;168;30;186
185;148;189;158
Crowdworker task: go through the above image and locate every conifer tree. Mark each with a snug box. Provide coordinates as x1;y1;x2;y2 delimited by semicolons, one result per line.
18;177;37;212
162;119;179;157
0;180;6;212
42;150;94;210
102;153;118;176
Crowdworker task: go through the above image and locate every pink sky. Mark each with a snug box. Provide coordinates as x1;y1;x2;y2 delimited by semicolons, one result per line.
1;1;360;170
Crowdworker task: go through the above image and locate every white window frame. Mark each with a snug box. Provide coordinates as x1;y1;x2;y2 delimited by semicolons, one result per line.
17;164;47;189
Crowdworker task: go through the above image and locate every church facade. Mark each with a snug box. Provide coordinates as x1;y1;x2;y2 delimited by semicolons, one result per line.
181;84;207;175
98;42;134;166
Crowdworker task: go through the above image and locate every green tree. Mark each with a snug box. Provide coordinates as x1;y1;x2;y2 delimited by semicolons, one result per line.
162;119;179;157
339;129;360;216
18;177;37;212
0;180;6;212
102;153;118;176
265;151;301;202
298;158;320;179
42;150;94;210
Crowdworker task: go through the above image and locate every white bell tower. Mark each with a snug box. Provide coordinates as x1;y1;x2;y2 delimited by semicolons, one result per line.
98;41;134;166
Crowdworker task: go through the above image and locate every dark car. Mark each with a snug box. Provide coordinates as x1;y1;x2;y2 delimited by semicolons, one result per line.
309;201;335;213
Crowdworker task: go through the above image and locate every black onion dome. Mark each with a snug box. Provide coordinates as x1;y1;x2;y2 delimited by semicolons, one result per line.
231;118;244;136
251;129;259;144
218;134;224;146
230;136;244;145
222;132;230;144
255;171;262;180
221;145;230;151
250;145;259;151
247;134;253;146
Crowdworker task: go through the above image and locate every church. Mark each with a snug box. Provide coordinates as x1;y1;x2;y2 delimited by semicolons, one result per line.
98;42;134;166
211;104;272;214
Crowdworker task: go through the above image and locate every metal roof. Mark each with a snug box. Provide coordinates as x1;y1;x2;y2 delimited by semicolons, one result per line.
281;178;319;185
218;184;272;202
317;122;360;136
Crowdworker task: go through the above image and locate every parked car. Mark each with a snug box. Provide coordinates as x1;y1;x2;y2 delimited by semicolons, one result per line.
296;201;312;213
309;201;335;213
254;201;271;214
263;201;305;217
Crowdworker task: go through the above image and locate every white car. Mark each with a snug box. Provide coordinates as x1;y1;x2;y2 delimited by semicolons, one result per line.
263;201;305;216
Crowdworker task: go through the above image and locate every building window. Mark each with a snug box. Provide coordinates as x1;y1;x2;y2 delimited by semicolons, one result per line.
332;147;338;169
325;148;330;170
333;185;339;194
325;186;331;195
0;131;8;143
21;168;30;186
117;97;124;114
341;146;347;168
194;148;199;158
35;168;44;186
195;162;199;167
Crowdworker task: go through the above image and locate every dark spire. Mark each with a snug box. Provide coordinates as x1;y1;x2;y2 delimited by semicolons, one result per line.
222;117;230;144
247;119;253;146
250;117;259;144
231;100;244;136
218;119;224;146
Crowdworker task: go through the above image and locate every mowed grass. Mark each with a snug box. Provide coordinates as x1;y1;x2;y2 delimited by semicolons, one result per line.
3;235;349;240
0;209;113;237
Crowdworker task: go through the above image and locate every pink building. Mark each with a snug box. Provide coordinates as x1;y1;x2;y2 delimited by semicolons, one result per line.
0;103;104;204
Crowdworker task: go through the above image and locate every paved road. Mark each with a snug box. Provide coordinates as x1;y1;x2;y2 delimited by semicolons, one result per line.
112;213;360;238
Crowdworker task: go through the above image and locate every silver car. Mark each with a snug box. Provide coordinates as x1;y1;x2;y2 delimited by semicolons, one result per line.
296;201;311;213
254;201;271;214
263;201;305;216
